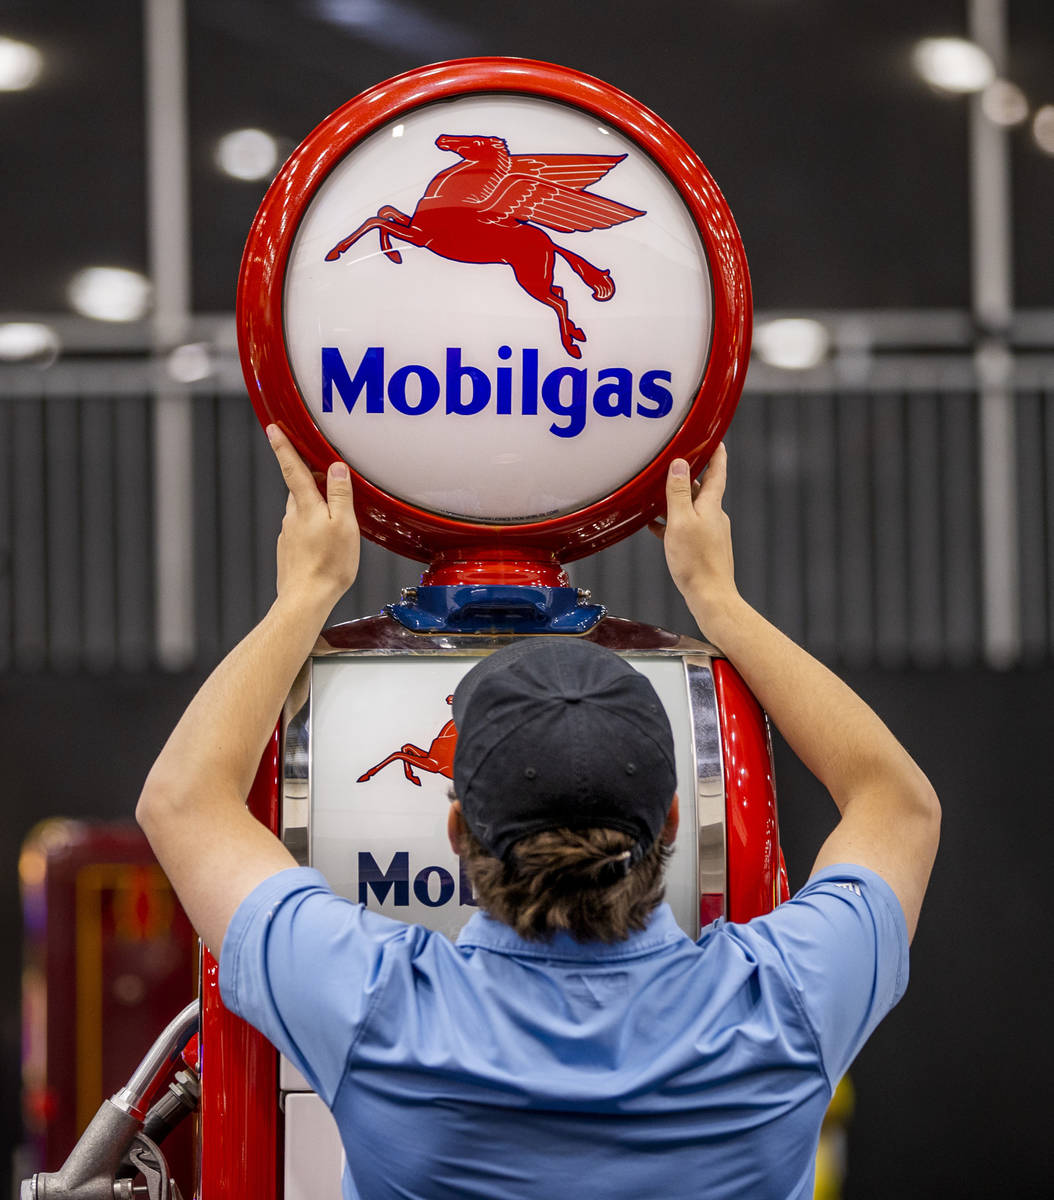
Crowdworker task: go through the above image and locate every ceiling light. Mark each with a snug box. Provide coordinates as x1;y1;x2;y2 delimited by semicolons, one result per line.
67;267;152;322
1033;106;1054;155
982;79;1029;126
215;128;279;181
0;322;60;365
166;342;212;383
754;319;831;371
0;36;43;91
912;37;994;95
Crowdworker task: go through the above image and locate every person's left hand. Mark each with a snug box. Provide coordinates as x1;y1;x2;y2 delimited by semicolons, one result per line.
268;425;360;607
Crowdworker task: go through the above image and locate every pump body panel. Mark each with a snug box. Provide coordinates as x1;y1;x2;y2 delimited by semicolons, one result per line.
197;614;783;1199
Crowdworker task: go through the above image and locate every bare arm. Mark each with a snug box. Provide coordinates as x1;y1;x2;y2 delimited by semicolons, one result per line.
136;427;360;956
654;446;940;941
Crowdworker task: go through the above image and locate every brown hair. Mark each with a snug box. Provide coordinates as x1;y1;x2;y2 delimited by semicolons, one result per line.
458;822;671;943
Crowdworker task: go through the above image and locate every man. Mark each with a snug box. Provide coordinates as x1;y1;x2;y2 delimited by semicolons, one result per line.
137;428;940;1199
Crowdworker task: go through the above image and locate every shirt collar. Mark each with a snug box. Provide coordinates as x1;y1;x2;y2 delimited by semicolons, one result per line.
455;902;688;962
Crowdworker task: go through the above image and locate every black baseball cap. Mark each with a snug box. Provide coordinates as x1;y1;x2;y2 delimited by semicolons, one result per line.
452;638;677;863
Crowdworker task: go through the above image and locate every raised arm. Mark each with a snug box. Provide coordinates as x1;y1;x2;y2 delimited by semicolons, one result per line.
654;447;940;941
136;427;360;956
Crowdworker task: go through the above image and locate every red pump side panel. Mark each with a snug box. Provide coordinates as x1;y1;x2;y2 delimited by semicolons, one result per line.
712;659;782;922
198;727;282;1200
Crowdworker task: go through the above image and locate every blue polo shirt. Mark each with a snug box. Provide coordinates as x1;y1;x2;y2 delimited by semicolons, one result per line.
220;863;907;1200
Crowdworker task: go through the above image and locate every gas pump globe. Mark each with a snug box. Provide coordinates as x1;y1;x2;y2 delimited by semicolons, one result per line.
22;58;783;1200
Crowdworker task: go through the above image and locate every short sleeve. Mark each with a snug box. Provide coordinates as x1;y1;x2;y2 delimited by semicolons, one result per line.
738;863;909;1088
219;866;417;1104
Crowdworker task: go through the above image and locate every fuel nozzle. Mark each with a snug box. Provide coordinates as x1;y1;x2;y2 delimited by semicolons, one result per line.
21;1001;198;1200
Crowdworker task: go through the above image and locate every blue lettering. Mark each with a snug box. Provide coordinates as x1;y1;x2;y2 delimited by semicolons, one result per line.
637;370;674;418
445;348;491;415
321;346;385;414
542;367;588;438
358;851;409;906
521;348;539;416
413;864;456;907
592;368;633;417
388;364;439;415
319;346;676;434
496;349;514;415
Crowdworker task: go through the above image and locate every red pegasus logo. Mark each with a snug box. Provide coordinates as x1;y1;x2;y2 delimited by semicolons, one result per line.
357;696;458;787
325;134;645;358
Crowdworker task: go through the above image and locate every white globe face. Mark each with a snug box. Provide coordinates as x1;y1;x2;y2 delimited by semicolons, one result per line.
283;93;713;523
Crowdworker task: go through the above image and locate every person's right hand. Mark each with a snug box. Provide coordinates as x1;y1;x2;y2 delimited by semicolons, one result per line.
650;443;740;640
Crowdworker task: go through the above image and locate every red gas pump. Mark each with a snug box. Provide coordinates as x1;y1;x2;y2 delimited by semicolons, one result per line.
204;56;777;1200
26;58;786;1200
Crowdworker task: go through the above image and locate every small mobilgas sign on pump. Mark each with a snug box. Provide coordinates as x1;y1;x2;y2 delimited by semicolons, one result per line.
194;58;780;1200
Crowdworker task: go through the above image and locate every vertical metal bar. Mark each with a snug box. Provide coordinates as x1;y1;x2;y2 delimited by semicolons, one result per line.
977;348;1019;665
942;391;981;664
969;0;1019;666
838;393;873;665
145;0;195;667
13;395;47;670
218;395;255;646
0;395;10;671
801;392;837;660
907;392;943;665
728;396;767;617
193;393;221;665
44;389;81;669
873;393;907;666
1044;389;1054;656
768;394;803;643
82;394;117;671
1015;391;1045;661
115;392;153;671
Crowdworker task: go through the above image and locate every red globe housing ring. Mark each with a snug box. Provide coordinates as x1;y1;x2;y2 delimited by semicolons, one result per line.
237;57;752;574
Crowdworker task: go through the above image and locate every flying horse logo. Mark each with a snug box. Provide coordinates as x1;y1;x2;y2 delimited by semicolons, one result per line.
325;134;646;358
357;696;458;787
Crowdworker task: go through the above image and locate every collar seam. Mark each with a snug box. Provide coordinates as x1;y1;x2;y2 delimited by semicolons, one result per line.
457;941;675;961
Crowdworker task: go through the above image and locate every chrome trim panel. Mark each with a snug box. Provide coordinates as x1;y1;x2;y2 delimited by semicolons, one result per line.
685;656;726;921
281;658;312;866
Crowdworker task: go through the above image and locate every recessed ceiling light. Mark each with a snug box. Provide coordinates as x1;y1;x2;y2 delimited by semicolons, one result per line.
982;79;1029;127
68;267;152;322
913;37;994;95
167;342;212;383
754;319;831;371
215;128;279;181
1032;105;1054;155
0;36;43;91
0;322;60;364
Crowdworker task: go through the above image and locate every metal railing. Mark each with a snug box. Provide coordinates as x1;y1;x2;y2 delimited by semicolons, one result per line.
2;332;1054;673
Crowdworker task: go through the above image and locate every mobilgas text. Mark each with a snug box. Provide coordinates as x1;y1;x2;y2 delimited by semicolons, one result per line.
359;851;477;909
321;345;675;439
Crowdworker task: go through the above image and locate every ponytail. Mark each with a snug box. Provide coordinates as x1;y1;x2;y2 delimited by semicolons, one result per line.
459;823;671;943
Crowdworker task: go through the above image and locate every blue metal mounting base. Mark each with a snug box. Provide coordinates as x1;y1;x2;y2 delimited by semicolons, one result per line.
389;585;606;635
